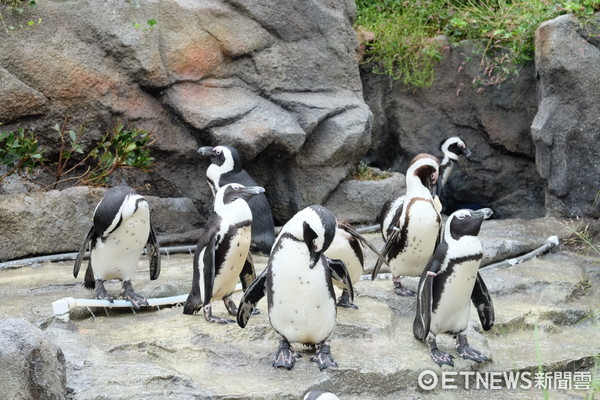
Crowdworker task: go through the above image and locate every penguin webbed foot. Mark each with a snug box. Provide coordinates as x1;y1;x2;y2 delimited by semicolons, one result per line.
428;336;454;367
251;307;261;315
182;294;201;315
121;281;149;311
310;342;338;371
203;304;234;324
394;281;416;297
456;335;488;363
273;339;299;370
94;280;114;303
336;290;358;309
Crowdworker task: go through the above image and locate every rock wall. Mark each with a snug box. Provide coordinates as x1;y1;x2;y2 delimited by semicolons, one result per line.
0;0;371;223
532;14;600;218
361;38;545;219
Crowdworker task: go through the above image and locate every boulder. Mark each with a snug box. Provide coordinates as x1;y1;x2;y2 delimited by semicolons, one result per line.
532;13;600;218
0;0;371;223
0;318;67;400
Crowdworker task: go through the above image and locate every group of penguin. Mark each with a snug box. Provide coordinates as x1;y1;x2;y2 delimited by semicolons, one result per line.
73;137;495;373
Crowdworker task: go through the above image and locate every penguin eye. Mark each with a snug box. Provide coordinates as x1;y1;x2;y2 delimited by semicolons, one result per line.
232;184;240;190
215;148;222;155
457;214;467;220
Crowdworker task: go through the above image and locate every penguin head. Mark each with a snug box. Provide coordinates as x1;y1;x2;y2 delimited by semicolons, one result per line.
440;136;472;161
284;205;337;269
303;390;340;400
214;183;265;217
198;145;243;172
408;154;440;189
445;208;493;241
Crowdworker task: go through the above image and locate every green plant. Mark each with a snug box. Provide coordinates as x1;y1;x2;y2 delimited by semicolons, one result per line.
0;122;155;189
356;0;600;88
354;161;392;181
0;0;39;32
0;128;45;181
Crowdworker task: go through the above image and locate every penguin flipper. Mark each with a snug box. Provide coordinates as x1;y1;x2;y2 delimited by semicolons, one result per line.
325;256;354;302
202;234;218;307
471;272;494;331
183;245;203;315
239;253;256;291
237;268;267;328
147;224;161;281
74;226;94;278
371;226;401;280
338;221;389;268
413;252;443;341
83;259;96;289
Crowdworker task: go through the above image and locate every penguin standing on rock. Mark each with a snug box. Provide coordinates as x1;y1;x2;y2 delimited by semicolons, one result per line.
435;137;472;210
413;208;494;367
198;145;275;255
237;205;353;370
183;183;265;323
73;186;160;310
373;154;442;296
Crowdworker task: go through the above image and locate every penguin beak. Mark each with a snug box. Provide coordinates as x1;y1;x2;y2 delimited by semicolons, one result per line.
198;146;214;156
303;221;320;269
308;248;321;270
472;208;493;220
241;186;265;199
464;148;473;159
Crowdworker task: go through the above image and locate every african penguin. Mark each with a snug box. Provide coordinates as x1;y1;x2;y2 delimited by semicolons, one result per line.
183;183;264;323
373;154;442;296
73;186;160;310
304;390;341;400
435;137;472;211
325;220;387;309
237;205;353;370
198;145;276;255
413;208;494;367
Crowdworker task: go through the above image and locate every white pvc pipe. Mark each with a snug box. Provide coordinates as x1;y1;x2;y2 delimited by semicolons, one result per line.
480;236;559;271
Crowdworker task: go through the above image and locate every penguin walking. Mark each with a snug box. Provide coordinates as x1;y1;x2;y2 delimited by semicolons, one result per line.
198;145;275;255
413;208;494;367
183;183;265;323
73;186;160;310
373;154;441;296
325;220;387;309
237;205;353;370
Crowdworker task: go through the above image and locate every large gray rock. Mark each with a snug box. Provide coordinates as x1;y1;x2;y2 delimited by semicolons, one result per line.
0;0;371;223
361;38;545;219
532;13;600;218
0;318;67;400
0;186;204;261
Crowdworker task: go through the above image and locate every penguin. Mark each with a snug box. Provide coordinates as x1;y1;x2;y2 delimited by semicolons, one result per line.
325;220;387;309
237;205;353;370
372;154;442;296
198;145;276;255
303;390;341;400
73;186;160;310
437;136;472;195
183;183;265;323
413;208;494;367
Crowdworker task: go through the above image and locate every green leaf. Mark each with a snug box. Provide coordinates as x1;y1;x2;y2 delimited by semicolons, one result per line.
69;130;77;143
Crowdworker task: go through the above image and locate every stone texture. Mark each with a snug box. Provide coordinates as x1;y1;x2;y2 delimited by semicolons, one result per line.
0;67;48;123
361;39;545;219
0;0;370;223
0;318;67;400
531;13;600;218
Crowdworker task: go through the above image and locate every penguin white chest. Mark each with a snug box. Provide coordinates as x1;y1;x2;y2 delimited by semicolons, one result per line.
431;244;482;334
269;241;336;345
92;201;151;281
392;200;440;277
210;225;252;300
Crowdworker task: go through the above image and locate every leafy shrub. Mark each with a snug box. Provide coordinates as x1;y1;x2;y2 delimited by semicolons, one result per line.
356;0;600;88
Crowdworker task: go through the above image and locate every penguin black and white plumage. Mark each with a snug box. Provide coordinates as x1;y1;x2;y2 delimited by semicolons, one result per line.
325;220;387;309
183;183;265;323
413;208;494;367
237;205;353;370
373;154;442;296
438;137;472;192
303;390;340;400
198;145;275;255
73;186;160;310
